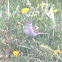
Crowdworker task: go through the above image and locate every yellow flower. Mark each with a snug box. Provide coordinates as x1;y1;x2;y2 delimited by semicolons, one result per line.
53;50;60;55
22;8;29;14
40;3;44;8
60;51;62;53
13;51;20;57
53;9;58;13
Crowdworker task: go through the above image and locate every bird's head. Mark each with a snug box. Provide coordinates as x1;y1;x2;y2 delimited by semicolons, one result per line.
26;20;32;26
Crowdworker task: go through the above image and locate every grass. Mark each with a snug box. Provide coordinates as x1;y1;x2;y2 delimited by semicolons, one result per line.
0;0;62;62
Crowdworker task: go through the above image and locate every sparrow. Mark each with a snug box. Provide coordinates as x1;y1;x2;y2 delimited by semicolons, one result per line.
24;20;48;37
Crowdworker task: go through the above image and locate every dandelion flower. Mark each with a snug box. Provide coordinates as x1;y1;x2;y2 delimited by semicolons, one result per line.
53;50;60;55
53;9;58;13
22;8;29;14
60;51;62;53
40;3;44;8
13;51;20;57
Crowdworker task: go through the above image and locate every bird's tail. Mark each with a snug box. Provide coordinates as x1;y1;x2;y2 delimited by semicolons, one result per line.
38;33;48;35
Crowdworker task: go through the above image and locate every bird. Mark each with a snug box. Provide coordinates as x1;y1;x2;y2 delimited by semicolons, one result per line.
24;20;48;37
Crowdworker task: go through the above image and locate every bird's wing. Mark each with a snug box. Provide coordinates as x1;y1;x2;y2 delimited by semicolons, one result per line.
32;26;48;34
32;26;39;33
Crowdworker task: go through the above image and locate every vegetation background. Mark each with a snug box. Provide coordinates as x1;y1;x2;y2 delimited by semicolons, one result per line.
0;0;62;62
